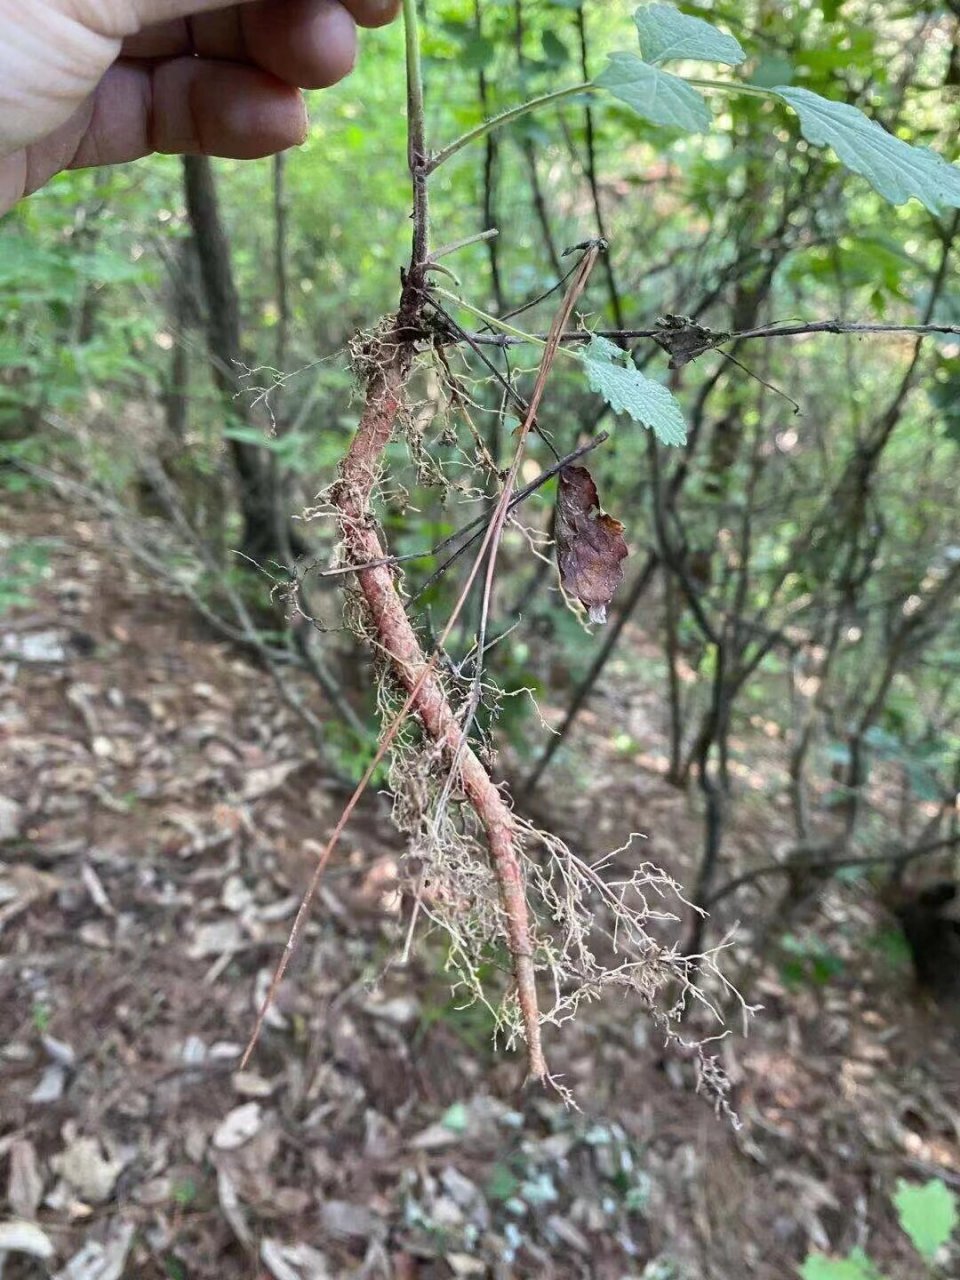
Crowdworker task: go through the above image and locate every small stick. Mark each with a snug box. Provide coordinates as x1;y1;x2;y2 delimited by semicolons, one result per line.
429;228;499;261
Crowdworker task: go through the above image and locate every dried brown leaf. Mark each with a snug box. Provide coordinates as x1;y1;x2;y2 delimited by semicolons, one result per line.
52;1220;135;1280
50;1136;124;1204
555;465;628;624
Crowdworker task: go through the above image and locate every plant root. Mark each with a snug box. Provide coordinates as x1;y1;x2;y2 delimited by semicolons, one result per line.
331;345;547;1080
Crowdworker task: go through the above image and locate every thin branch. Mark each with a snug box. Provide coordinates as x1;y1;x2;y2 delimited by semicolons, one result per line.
445;319;960;349
424;296;532;422
730;319;960;341
447;245;605;797
17;459;363;757
306;432;609;586
576;4;625;333
429;227;500;262
427;82;595;174
521;553;660;799
497;258;582;324
705;834;960;909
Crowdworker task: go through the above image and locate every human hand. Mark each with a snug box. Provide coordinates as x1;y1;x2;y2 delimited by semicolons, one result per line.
0;0;400;214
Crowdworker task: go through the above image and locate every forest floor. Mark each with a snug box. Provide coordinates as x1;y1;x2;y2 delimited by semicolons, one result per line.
0;494;957;1280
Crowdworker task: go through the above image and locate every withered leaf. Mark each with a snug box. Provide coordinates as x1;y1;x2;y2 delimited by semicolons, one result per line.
555;465;628;624
653;314;729;369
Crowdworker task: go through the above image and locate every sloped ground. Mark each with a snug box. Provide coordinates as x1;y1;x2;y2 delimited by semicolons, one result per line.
0;495;957;1280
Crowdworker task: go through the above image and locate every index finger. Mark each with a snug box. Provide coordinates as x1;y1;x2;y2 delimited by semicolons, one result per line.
119;0;399;31
341;0;401;27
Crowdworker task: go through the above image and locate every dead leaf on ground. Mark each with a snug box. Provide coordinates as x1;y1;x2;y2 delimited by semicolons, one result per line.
241;759;303;801
0;795;24;841
216;1167;253;1250
51;1135;125;1204
261;1239;331;1280
7;1139;44;1219
318;1199;385;1244
0;1219;55;1263
212;1119;281;1212
30;1064;68;1104
0;864;61;932
187;917;243;960
212;1102;263;1150
52;1218;135;1280
554;465;628;625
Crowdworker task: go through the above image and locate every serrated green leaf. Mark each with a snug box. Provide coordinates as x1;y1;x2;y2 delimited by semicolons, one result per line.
581;335;687;447
774;86;960;214
799;1249;884;1280
893;1178;958;1259
633;3;745;67
596;52;711;134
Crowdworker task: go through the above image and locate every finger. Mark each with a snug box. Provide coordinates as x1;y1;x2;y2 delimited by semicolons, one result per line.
0;100;98;214
102;58;306;160
0;152;25;215
0;148;49;217
0;49;307;214
73;0;254;39
122;0;358;91
236;0;357;88
120;19;191;59
340;0;402;28
106;0;397;39
125;0;400;28
44;58;306;182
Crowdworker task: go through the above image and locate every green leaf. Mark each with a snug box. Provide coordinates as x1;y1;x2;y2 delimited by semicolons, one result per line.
596;52;711;134
581;335;687;447
749;54;794;88
440;1101;469;1133
799;1249;884;1280
633;3;746;67
893;1178;958;1259
486;1164;521;1201
773;86;960;214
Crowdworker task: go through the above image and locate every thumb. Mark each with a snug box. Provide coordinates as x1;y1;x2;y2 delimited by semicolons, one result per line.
0;0;259;157
74;1;260;38
78;0;400;37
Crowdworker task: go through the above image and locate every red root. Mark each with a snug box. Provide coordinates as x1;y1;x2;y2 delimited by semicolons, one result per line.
332;354;546;1080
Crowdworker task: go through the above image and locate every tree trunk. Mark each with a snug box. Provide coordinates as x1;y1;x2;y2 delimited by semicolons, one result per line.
181;154;293;564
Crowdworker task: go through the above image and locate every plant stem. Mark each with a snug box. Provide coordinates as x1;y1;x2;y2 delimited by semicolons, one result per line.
441;319;960;349
427;81;595;173
686;77;774;101
402;0;429;267
426;73;775;175
430;227;499;261
431;286;583;363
